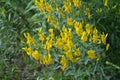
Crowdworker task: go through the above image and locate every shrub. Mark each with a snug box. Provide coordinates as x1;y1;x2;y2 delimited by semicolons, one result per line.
21;0;115;79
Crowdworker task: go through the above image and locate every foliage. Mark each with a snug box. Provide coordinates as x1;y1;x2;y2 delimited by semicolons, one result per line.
22;0;120;80
0;0;40;79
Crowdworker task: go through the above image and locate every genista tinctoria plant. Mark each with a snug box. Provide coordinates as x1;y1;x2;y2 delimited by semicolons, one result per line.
22;0;113;79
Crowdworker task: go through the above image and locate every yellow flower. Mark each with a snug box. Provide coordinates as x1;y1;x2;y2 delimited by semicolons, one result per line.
48;28;53;33
74;21;84;36
67;17;73;26
49;29;55;38
44;38;53;52
92;28;101;43
106;43;110;51
46;3;54;13
56;38;63;49
85;23;93;35
87;50;96;59
101;32;108;44
47;53;53;64
24;33;35;45
60;55;68;71
73;0;82;8
32;50;40;61
46;15;54;23
22;47;33;56
73;47;81;57
60;11;66;18
43;54;53;65
35;0;46;12
92;34;100;43
52;20;59;29
64;2;72;13
38;33;46;42
96;8;102;13
103;0;108;6
85;8;92;19
81;31;88;42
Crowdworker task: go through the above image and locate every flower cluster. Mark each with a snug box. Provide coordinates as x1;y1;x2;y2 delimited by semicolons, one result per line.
22;0;110;71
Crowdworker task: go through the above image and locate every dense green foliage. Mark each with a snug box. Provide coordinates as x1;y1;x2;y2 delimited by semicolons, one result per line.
0;0;120;80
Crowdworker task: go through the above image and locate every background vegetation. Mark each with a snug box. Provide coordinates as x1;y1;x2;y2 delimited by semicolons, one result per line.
0;0;120;80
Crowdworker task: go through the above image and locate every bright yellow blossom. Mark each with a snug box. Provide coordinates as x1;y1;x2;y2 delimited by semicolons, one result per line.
101;32;108;44
67;18;73;26
24;33;35;45
85;23;93;35
85;8;92;19
87;50;96;59
81;31;88;42
43;54;53;65
22;47;33;56
73;0;82;8
38;33;46;42
106;43;110;51
46;3;54;13
32;50;40;61
60;55;68;71
64;2;72;13
35;0;46;12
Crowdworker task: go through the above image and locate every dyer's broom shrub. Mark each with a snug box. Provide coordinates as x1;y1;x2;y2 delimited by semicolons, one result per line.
21;0;118;79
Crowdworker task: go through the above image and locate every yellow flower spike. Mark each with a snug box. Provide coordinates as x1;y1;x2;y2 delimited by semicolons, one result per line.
48;28;53;33
74;21;79;28
65;50;75;62
67;17;73;26
47;53;53;65
92;34;100;43
87;50;96;60
101;33;108;44
106;43;110;51
22;47;33;56
81;31;88;42
60;55;68;71
37;28;42;33
73;47;81;57
64;2;72;13
38;33;46;42
46;15;54;23
85;8;92;19
24;33;35;45
46;3;54;13
32;50;40;61
85;23;93;35
43;55;47;64
52;20;59;29
72;57;80;63
96;8;102;13
73;0;82;8
35;0;46;12
60;11;66;18
103;0;108;6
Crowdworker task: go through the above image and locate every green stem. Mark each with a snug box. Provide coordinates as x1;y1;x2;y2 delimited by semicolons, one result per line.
106;61;120;70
